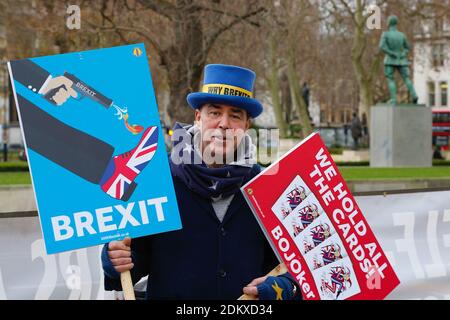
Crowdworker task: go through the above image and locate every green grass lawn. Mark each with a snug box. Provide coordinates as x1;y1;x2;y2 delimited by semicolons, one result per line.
0;172;32;185
339;167;450;180
1;167;450;185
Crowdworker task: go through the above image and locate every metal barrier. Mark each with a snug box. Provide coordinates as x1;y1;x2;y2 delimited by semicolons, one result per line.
0;188;449;299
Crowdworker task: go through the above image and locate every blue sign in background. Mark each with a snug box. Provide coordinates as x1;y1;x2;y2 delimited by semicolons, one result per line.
10;44;182;254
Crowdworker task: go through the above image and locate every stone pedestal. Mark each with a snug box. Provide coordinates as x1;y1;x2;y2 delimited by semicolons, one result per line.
370;104;432;167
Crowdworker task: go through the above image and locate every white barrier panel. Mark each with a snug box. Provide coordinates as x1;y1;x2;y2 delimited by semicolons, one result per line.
358;190;450;300
0;217;114;300
0;189;449;299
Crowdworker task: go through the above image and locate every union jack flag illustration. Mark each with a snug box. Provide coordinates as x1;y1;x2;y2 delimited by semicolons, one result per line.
311;223;331;246
280;205;290;219
303;240;314;253
322;244;343;265
313;257;323;270
321;266;352;299
286;186;306;210
100;126;158;201
299;204;320;228
292;219;303;237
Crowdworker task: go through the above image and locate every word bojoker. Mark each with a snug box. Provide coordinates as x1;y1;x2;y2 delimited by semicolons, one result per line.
242;132;399;300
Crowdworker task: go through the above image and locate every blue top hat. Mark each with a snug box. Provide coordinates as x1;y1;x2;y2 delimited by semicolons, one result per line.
187;64;263;118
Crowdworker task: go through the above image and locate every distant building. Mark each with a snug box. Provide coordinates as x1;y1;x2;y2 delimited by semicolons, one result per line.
254;90;322;129
1;15;22;148
318;78;356;128
0;67;22;148
319;105;354;127
414;17;450;109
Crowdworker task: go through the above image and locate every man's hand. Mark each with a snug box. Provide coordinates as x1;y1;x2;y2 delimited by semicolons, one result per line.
242;276;268;299
388;52;398;60
108;237;134;273
41;76;78;106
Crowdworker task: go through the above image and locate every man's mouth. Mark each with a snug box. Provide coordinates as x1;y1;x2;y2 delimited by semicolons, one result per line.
211;135;233;143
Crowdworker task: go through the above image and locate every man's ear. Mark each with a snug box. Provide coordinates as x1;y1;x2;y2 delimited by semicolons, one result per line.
245;117;252;130
194;109;201;123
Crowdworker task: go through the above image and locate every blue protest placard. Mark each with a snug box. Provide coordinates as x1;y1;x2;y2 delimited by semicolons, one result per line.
8;44;182;254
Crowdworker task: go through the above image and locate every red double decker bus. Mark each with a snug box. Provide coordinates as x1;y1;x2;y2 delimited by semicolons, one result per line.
432;109;450;151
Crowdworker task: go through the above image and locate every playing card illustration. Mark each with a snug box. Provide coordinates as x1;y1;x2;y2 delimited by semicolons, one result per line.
271;175;312;221
313;257;360;300
304;233;348;271
295;213;336;255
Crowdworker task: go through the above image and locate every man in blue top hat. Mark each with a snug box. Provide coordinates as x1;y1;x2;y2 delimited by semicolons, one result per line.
101;64;301;300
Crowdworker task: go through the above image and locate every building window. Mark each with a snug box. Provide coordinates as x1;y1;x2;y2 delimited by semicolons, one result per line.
428;82;436;107
441;82;448;107
320;109;326;124
433;17;444;35
431;44;445;68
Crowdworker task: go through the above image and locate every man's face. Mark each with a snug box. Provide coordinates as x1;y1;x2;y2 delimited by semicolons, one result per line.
195;103;251;166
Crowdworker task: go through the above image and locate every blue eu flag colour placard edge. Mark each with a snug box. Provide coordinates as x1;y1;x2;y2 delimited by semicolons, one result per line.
8;44;182;254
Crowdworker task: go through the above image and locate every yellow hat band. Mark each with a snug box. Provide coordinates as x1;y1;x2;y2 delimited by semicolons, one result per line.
202;84;253;98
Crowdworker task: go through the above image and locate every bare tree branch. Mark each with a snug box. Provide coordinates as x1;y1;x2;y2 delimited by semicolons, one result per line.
96;23;164;54
204;6;266;55
99;0;128;44
336;0;357;24
195;5;261;28
137;0;176;21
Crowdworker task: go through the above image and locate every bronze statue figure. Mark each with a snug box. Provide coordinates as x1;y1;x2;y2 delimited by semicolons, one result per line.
379;15;418;105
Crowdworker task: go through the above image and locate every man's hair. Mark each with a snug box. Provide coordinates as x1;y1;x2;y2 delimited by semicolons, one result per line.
198;104;252;121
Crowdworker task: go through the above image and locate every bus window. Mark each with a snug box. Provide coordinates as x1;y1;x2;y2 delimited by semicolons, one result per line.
432;109;450;150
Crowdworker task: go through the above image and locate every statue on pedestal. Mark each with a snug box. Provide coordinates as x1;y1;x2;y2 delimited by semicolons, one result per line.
379;15;418;105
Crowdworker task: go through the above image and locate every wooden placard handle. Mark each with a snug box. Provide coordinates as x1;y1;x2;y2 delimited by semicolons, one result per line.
120;270;136;300
238;263;288;300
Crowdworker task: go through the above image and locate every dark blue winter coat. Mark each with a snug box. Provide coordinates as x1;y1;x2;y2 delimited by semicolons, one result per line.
102;164;283;299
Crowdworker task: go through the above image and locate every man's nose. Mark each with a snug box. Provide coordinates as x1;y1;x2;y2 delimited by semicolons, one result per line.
218;113;231;129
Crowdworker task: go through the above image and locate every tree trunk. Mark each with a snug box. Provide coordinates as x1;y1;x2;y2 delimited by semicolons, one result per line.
353;53;374;126
0;1;7;62
0;0;8;127
165;46;204;126
280;72;292;123
286;41;312;140
164;5;206;126
359;81;373;125
351;0;373;130
267;32;288;138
